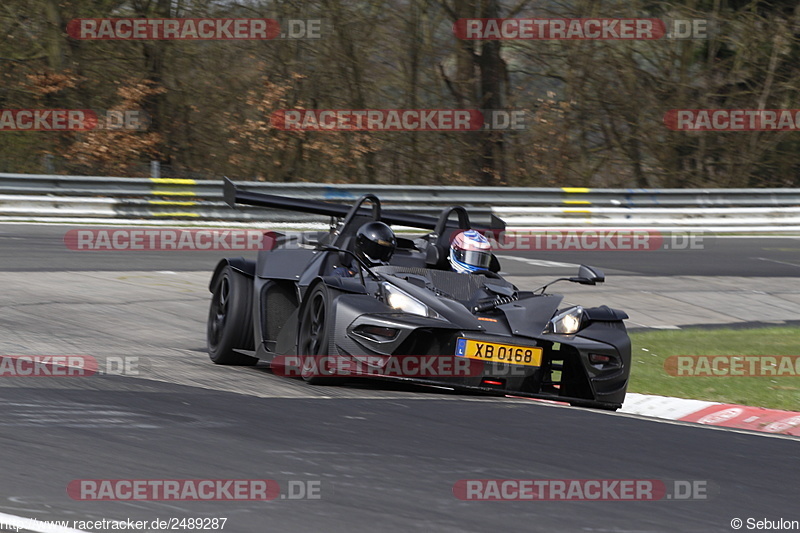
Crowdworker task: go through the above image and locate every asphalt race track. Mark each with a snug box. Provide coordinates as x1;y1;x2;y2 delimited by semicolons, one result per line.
1;224;799;276
1;383;797;532
0;223;797;533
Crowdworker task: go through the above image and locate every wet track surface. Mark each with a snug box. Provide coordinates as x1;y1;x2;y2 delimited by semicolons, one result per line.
0;223;797;532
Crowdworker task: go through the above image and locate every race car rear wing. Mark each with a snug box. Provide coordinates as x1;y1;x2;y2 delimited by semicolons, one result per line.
223;177;506;233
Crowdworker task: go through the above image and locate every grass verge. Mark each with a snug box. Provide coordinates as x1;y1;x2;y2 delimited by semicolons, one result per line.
628;326;800;411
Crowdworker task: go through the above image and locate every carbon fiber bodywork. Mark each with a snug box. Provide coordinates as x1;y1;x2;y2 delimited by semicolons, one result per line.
207;181;632;410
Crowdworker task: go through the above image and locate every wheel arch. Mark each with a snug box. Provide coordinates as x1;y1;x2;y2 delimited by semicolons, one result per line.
209;257;256;292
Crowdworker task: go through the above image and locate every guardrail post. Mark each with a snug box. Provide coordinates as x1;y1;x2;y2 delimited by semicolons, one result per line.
43;154;55;174
150;161;161;180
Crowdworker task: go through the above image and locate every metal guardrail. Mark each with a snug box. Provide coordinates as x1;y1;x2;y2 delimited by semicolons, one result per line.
1;173;799;230
3;173;800;205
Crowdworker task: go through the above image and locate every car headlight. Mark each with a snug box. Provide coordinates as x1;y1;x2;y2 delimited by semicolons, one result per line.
382;283;438;318
545;306;584;335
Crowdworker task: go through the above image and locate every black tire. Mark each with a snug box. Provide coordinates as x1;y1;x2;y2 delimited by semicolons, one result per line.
297;284;340;385
207;266;258;365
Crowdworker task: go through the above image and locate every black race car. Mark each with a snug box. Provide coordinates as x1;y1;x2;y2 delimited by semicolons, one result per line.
207;178;631;410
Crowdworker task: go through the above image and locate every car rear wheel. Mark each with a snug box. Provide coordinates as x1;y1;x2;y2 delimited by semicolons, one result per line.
207;266;257;365
297;284;339;385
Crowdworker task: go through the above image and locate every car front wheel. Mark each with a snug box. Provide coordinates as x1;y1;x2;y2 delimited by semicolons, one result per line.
297;284;340;385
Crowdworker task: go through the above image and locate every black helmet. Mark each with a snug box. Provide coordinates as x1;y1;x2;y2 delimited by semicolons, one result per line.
355;221;396;264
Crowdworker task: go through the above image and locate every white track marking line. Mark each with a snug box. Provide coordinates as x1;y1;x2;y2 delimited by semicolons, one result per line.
716;235;800;239
495;254;579;268
0;511;88;533
756;257;800;268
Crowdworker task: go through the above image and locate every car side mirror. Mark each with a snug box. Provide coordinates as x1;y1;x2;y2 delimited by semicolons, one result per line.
572;265;605;285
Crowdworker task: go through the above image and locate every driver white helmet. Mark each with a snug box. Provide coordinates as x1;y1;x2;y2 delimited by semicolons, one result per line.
449;230;492;273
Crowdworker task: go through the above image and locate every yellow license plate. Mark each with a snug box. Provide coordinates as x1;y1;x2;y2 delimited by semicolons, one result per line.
455;338;542;366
